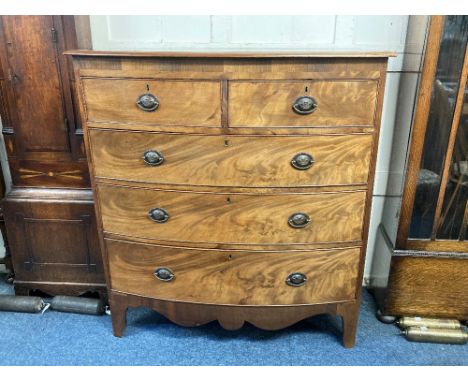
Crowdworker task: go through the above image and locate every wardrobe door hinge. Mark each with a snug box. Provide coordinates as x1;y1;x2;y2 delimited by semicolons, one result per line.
51;27;58;43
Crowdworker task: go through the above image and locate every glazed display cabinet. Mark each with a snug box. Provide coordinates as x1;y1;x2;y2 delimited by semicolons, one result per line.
371;15;468;320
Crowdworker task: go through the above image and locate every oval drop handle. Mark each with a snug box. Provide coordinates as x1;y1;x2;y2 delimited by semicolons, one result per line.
154;267;175;282
143;150;164;166
291;153;314;170
288;212;310;228
286;272;307;287
136;93;160;112
292;96;318;115
148;208;169;223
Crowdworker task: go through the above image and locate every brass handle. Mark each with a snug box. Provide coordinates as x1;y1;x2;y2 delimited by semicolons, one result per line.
291;153;314;170
136;93;159;112
286;272;307;287
292;96;318;115
148;208;169;223
154;267;175;282
143;150;164;166
288;212;310;228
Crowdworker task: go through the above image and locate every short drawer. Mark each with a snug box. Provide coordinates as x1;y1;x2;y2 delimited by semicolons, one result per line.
98;185;366;246
229;80;378;127
82;78;221;127
89;129;373;188
107;239;360;305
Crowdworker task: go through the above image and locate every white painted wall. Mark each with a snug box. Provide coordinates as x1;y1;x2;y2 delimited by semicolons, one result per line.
89;15;427;282
369;17;430;287
91;16;408;58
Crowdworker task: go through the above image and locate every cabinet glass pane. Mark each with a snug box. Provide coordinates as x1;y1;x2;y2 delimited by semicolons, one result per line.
436;83;468;239
409;16;468;239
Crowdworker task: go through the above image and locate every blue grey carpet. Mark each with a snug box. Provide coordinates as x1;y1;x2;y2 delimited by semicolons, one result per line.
0;274;467;366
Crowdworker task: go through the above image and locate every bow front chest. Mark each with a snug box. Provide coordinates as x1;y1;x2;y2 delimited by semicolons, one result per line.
69;51;391;347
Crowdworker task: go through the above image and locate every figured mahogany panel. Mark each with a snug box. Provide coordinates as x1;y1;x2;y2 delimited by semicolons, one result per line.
98;184;366;246
82;78;222;127
229;80;378;127
107;239;360;305
89;129;373;188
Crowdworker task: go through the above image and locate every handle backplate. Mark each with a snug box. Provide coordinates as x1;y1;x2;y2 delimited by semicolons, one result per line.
288;212;311;228
292;96;318;115
286;272;307;287
143;150;164;166
291;153;314;170
136;93;160;112
148;208;170;223
154;267;175;282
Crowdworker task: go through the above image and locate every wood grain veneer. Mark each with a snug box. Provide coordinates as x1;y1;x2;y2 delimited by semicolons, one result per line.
107;239;360;306
70;50;391;347
89;129;373;188
229;80;378;127
82;78;221;127
98;184;366;246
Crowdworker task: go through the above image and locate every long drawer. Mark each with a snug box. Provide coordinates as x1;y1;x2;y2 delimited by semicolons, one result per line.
98;184;366;246
89;129;373;188
82;78;222;127
107;239;360;305
229;80;378;127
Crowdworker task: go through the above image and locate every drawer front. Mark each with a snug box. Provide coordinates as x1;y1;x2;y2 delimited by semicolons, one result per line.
82;78;221;127
90;130;373;187
98;185;366;246
107;239;360;305
229;80;378;127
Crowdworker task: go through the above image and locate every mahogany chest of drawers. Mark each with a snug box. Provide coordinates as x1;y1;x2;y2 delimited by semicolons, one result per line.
69;51;391;347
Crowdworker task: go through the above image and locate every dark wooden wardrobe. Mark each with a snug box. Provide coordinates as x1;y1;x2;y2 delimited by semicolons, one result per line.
0;16;105;296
